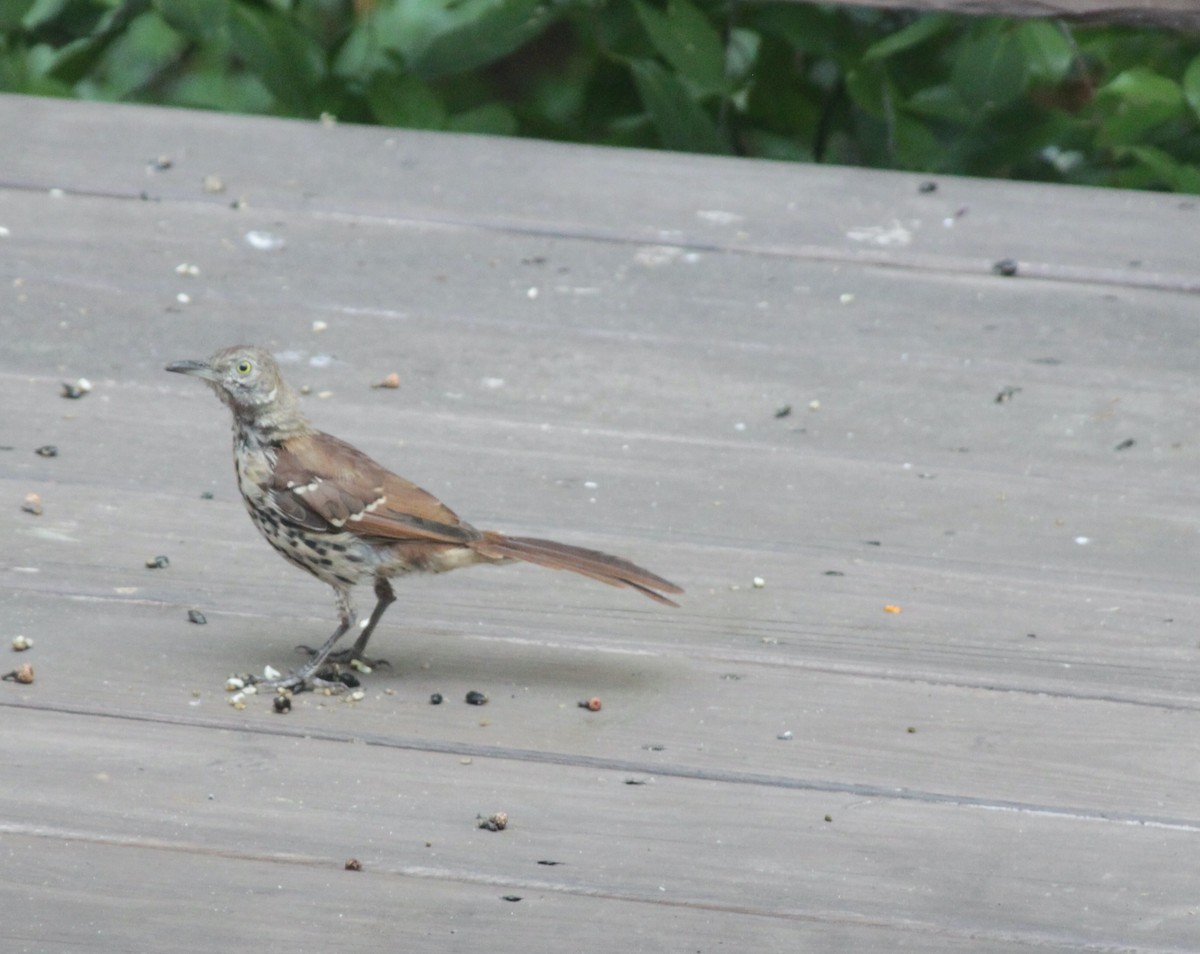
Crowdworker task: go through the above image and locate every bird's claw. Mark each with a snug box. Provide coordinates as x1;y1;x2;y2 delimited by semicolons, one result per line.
294;644;391;672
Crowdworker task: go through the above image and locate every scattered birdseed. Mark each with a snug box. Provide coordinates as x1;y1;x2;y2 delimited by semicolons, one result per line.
465;690;488;706
578;696;602;711
187;609;207;625
203;175;225;193
11;635;32;651
1114;438;1135;451
145;555;170;569
61;378;91;399
200;491;214;500
311;320;328;333
149;155;173;171
752;576;765;588
429;692;443;705
883;605;901;614
346;689;366;702
21;493;43;516
995;385;1022;404
536;860;562;866
3;663;34;684
774;404;792;418
35;445;57;457
992;258;1018;277
501;896;521;903
918;181;938;193
371;373;402;390
175;263;200;276
478;811;508;831
262;665;281;681
226;677;246;692
349;657;372;673
777;730;793;741
245;230;285;251
228;692;246;710
344;858;362;871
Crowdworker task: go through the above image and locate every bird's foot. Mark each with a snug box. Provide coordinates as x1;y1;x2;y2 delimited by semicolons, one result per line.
294;644;391;673
246;665;359;695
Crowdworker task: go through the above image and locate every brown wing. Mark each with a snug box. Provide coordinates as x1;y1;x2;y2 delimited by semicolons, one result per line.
271;431;481;545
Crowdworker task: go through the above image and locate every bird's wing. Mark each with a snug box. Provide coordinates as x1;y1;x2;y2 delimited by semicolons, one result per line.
270;432;481;545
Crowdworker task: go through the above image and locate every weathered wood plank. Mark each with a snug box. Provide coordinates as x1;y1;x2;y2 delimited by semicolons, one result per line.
2;95;1199;292
2;94;1199;951
3;708;1197;951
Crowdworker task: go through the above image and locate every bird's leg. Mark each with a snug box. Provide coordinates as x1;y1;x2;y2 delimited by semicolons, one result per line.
297;579;396;669
265;590;358;691
336;577;396;667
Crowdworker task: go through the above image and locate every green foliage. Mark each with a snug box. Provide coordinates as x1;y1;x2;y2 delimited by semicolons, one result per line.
1;0;1199;192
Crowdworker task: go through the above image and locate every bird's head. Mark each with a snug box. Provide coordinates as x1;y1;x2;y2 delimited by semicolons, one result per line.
167;346;307;436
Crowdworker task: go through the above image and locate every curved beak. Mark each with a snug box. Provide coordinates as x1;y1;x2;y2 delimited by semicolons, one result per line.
166;359;218;381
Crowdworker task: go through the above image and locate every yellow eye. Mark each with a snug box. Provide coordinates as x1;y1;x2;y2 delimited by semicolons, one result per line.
235;360;252;375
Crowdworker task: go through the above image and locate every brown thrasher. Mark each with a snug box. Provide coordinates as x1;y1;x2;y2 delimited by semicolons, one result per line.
167;346;681;690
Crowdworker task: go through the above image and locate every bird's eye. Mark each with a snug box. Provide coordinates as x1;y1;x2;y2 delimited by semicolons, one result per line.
235;360;253;375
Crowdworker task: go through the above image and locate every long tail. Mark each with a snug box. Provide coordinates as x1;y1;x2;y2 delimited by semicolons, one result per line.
475;532;682;607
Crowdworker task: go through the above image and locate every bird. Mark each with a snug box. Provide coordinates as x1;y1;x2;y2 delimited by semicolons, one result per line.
166;346;682;690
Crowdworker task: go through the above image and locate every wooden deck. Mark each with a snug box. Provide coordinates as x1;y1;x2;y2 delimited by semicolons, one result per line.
1;93;1198;952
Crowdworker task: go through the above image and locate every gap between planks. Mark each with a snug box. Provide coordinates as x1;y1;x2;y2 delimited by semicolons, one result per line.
6;698;1200;833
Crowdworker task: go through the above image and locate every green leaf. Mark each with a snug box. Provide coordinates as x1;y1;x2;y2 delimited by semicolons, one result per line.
366;71;445;128
1119;145;1200;194
845;60;887;118
633;0;727;96
368;0;556;80
45;0;153;86
1016;20;1073;85
1182;54;1200;120
749;4;856;63
171;65;272;112
84;9;185;100
447;103;517;136
332;17;390;79
1097;67;1183;145
227;3;325;113
154;0;230;49
950;23;1029;112
862;13;952;63
0;0;38;31
892;112;940;169
906;83;972;124
628;57;727;153
724;26;759;84
20;0;72;31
